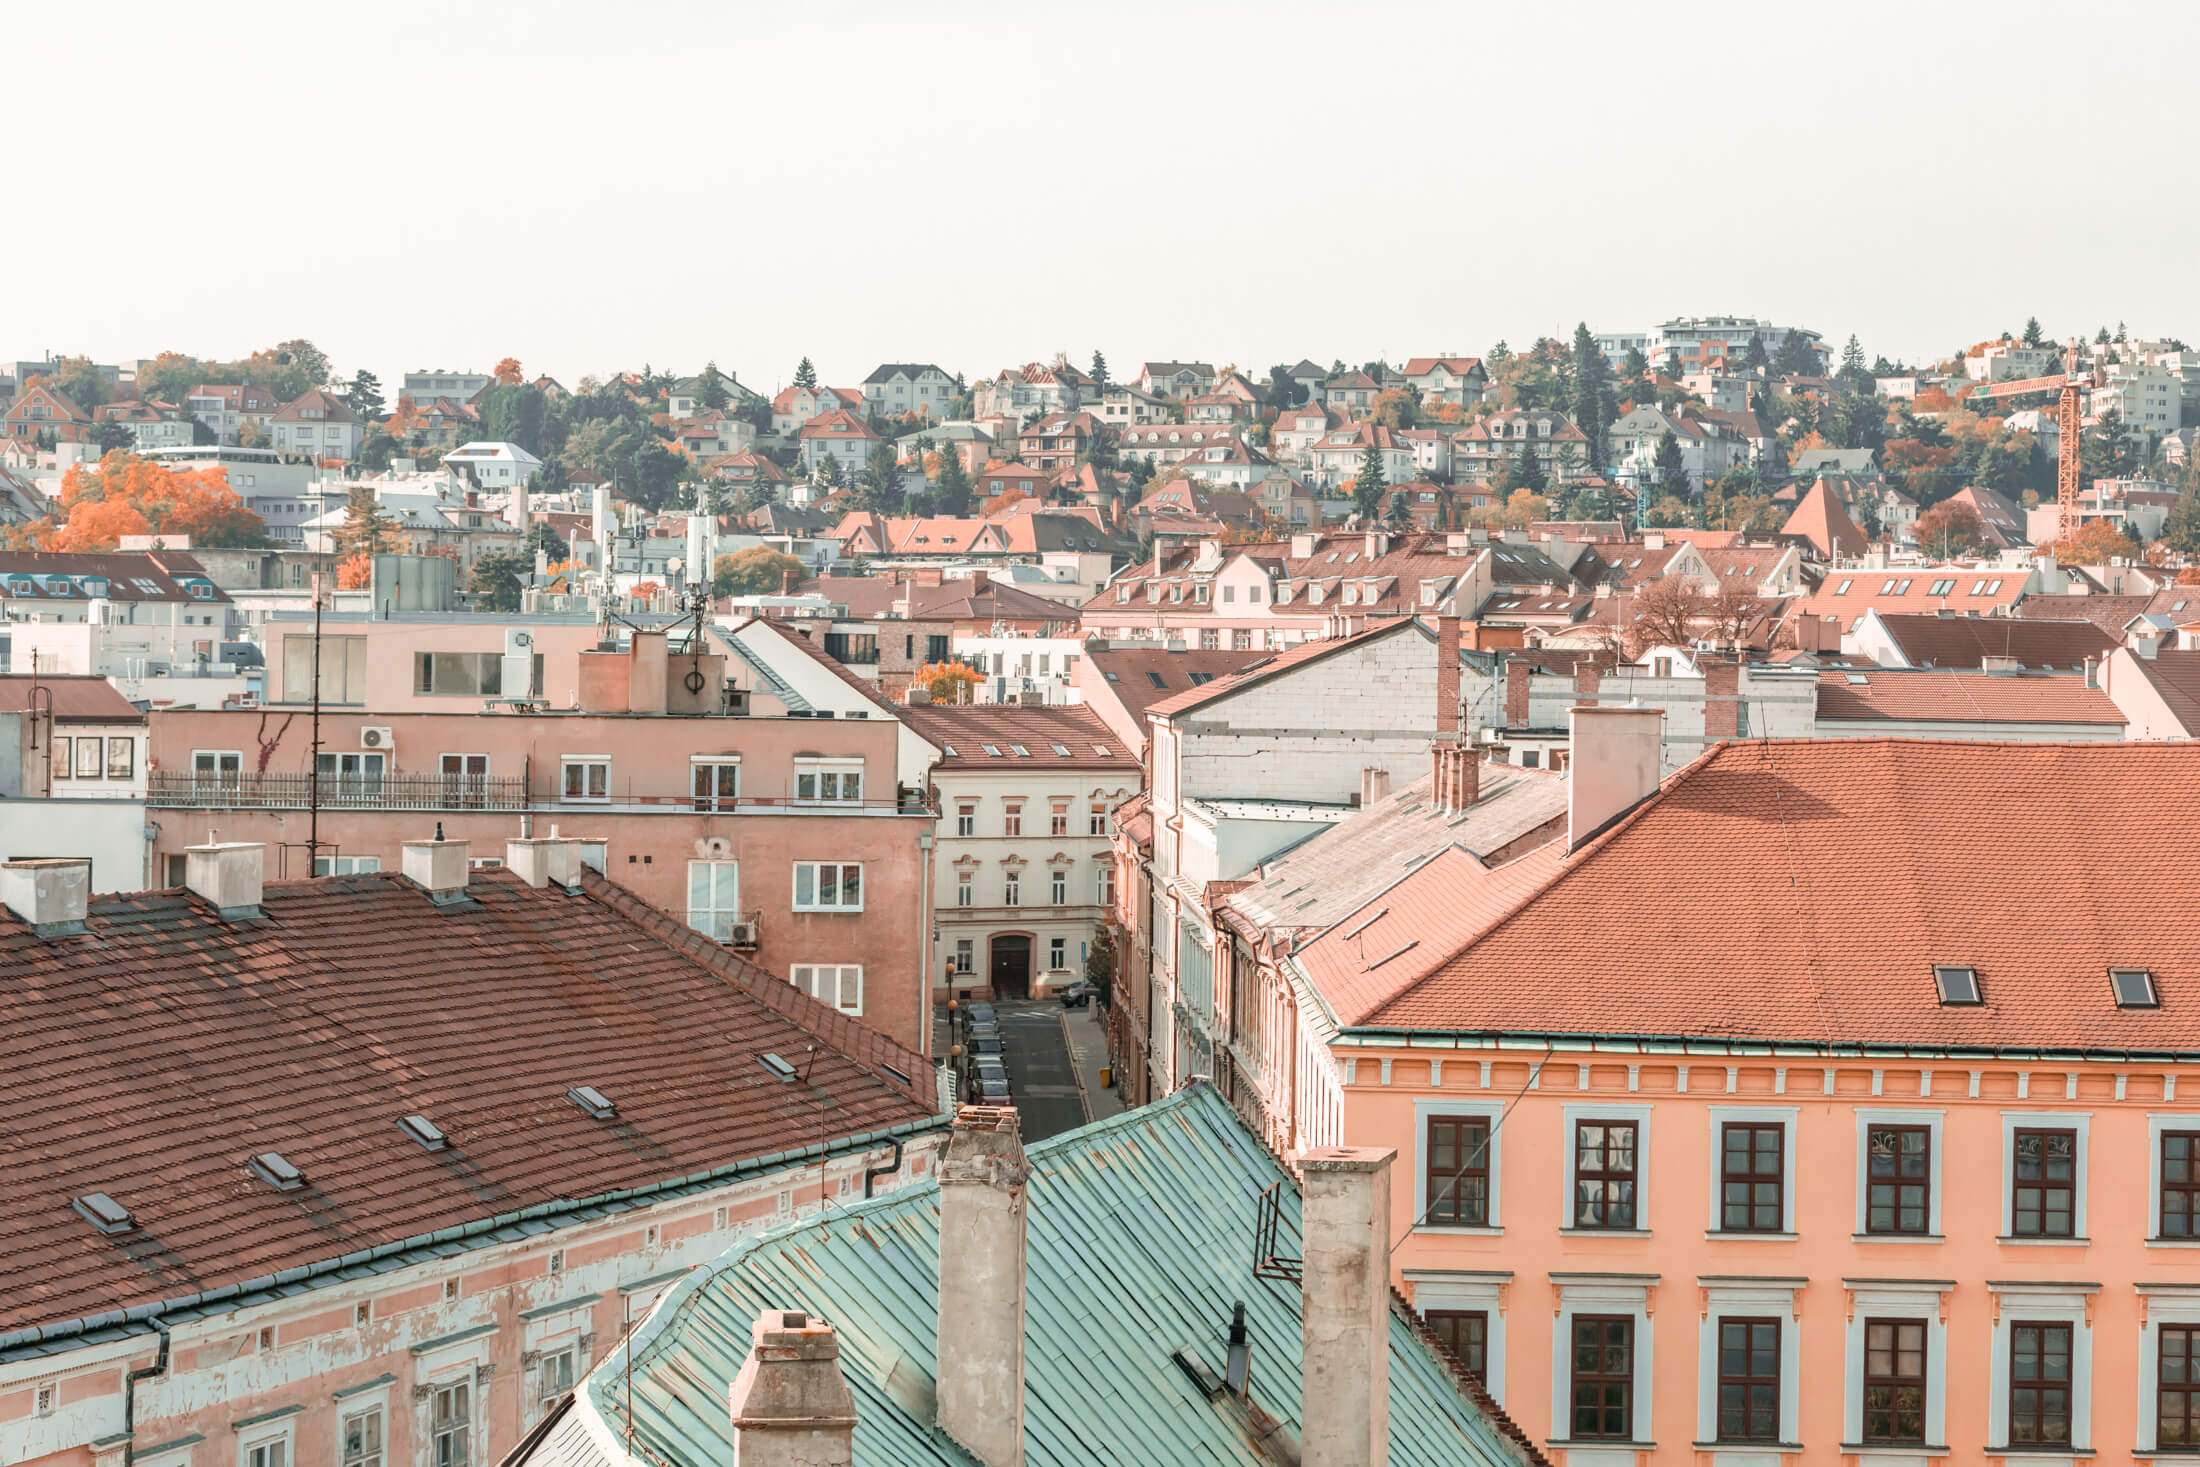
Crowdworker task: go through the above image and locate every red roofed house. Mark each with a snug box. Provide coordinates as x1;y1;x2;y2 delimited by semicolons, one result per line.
185;382;281;445
798;408;877;482
0;838;942;1467
1402;356;1488;406
3;381;92;443
1239;722;2200;1467
1780;477;1871;560
270;387;363;462
1453;410;1592;486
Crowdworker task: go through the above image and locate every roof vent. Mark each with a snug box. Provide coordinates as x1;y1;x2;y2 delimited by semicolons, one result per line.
759;1052;799;1083
249;1152;303;1191
880;1062;911;1087
2112;968;2159;1008
74;1191;133;1235
398;1115;448;1151
1933;965;1982;1005
567;1084;616;1120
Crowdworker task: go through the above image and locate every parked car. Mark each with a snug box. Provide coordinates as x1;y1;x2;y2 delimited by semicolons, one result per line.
964;1003;996;1024
969;1033;1004;1057
973;1076;1011;1104
1059;981;1099;1009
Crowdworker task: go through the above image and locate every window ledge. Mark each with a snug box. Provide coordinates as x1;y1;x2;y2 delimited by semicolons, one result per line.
1412;1224;1504;1237
1851;1233;1945;1244
2132;1452;2200;1459
1985;1449;2092;1457
1839;1446;1950;1458
1691;1443;1802;1453
1995;1236;2089;1246
1545;1441;1655;1450
2147;1239;2200;1249
1561;1227;1652;1238
1705;1230;1799;1242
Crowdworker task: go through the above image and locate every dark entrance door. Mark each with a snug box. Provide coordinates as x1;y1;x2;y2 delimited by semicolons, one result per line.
989;935;1032;999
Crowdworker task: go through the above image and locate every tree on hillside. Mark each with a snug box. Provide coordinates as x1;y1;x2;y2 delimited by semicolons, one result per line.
1743;335;1770;373
860;440;902;512
2096;326;2113;345
477;382;548;455
934;440;973;515
793;357;819;391
2022;317;2045;348
1773;331;1818;376
1836;335;1874;394
332;484;398;558
1572;323;1613;468
1352;442;1387;519
1505;437;1547;493
813;453;845;494
46;452;270;551
1653;429;1689;499
1911;500;1990;558
712;546;806;598
95;419;136;456
698;360;730;410
2165;478;2200;556
493;357;523;386
343;369;385;420
2043;520;2140;565
468;547;531;612
274;339;331;389
1090;351;1109;391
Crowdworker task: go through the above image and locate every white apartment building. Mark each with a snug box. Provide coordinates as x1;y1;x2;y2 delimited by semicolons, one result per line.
402;368;492;402
862;363;955;419
2097;363;2184;435
899;703;1139;999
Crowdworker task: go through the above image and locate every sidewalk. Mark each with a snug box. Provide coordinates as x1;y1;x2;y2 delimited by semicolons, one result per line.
1060;1002;1126;1123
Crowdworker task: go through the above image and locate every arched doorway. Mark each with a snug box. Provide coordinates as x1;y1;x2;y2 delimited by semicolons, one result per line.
989;934;1033;999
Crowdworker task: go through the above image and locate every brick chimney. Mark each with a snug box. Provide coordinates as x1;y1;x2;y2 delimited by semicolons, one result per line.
1703;659;1741;740
1;857;88;938
402;836;471;906
1434;616;1460;739
185;841;265;919
781;567;800;596
1359;766;1391;807
1300;1146;1396;1467
727;1310;857;1467
936;1106;1030;1467
1502;658;1530;730
1568;706;1663;850
1575;662;1600;700
969;569;989;592
1428;743;1477;814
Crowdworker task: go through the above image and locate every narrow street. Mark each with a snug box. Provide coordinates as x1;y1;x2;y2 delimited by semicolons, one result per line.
992;1001;1086;1142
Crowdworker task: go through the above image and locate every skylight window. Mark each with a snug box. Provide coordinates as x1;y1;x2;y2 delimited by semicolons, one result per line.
567;1084;616;1120
1146;671;1168;689
1091;744;1112;757
1050;743;1071;756
940;744;958;757
398;1114;448;1151
250;1152;304;1191
1009;744;1030;757
74;1191;133;1234
2111;968;2159;1008
982;744;1002;757
759;1052;799;1082
1933;965;1982;1005
1845;673;1870;685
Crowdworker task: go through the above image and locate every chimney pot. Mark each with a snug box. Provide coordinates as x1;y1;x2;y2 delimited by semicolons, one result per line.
1299;1146;1395;1467
1;857;89;937
402;838;472;905
727;1309;858;1467
185;841;265;919
936;1106;1030;1467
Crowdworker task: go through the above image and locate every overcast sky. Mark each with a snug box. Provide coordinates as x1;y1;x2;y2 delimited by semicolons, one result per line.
11;1;2194;394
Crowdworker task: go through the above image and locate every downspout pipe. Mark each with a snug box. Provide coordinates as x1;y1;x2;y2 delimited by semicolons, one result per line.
862;1136;905;1199
122;1317;171;1467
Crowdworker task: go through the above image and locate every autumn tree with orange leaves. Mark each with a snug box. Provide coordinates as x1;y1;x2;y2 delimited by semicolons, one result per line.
493;358;523;386
2038;520;2141;565
41;452;270;552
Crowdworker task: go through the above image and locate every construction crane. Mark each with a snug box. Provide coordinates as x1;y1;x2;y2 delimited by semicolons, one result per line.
2056;343;2093;547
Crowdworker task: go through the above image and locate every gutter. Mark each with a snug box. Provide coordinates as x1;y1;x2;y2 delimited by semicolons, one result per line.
1330;1026;2200;1065
0;1114;945;1358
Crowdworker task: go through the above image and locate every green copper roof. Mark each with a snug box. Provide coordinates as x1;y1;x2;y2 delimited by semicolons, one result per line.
585;1082;1535;1467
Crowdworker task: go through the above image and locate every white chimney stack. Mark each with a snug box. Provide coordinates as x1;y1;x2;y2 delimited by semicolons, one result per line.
727;1310;857;1467
402;835;471;905
1568;706;1664;851
508;473;530;531
1359;766;1391;807
936;1106;1029;1467
185;842;265;918
1300;1146;1396;1467
1;857;89;937
505;836;584;891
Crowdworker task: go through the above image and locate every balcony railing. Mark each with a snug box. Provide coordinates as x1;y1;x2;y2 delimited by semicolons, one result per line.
149;771;531;811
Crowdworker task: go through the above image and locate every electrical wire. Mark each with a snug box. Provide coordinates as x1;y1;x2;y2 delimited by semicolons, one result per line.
1391;1040;1554;1254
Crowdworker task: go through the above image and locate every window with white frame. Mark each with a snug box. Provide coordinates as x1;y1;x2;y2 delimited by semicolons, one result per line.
1049;800;1069;836
242;1427;291;1467
1706;1106;1797;1236
1049;870;1067;905
2000;1111;2089;1242
537;1345;577;1405
1003;870;1021;906
338;1402;384;1467
795;758;862;803
686;861;740;940
193;748;243;787
1985;1284;2091;1452
1695;1281;1802;1453
1841;1282;1946;1451
1096;863;1115;906
957;803;976;837
691;758;739;811
1563;1104;1650;1232
954;939;974;974
1853;1108;1943;1239
1413;1097;1503;1231
561;757;609;803
792;964;862;1014
1406;1270;1509;1402
956;870;974;906
429;1379;471;1467
793;862;862;911
1003;802;1023;836
1550;1276;1654;1447
313;854;381;876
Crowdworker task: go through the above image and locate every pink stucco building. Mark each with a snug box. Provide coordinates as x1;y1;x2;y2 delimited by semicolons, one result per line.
146;627;937;1055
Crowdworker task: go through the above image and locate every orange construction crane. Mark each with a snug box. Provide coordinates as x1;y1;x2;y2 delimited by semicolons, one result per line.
2056;344;2104;547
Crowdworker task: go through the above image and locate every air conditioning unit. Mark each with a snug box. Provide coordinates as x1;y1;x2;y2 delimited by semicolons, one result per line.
360;726;395;751
727;921;760;949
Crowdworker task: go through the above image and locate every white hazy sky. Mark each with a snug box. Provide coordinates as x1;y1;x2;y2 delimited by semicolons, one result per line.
11;1;2196;394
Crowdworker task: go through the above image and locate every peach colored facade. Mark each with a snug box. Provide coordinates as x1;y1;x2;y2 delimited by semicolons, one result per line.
0;1136;944;1467
145;705;937;1055
1323;1040;2200;1467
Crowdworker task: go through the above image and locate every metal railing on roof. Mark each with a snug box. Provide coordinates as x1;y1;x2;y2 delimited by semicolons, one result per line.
148;771;530;811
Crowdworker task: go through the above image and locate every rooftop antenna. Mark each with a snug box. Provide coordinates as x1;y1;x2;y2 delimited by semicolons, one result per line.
307;567;325;874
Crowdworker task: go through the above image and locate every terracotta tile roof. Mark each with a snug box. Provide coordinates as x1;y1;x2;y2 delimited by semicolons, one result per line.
799;408;876;442
0;866;937;1341
1871;611;2113;670
2014;593;2153;635
1146;617;1425;721
1813;667;2121;725
899;703;1140;771
0;550;226;604
1401;357;1484;378
0;675;144;722
1080;643;1271;737
1780;479;1869;560
270;388;359;425
1357;738;2200;1046
1799;565;2028;627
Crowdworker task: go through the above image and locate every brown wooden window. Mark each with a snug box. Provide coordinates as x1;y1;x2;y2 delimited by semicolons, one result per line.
1425;1117;1490;1226
2008;1321;2073;1446
2012;1128;2076;1238
1572;1120;1638;1229
1569;1315;1633;1440
2163;1132;2200;1238
1866;1125;1932;1235
1862;1318;1927;1444
1717;1317;1782;1443
2161;1325;2200;1448
1427;1309;1487;1380
1720;1123;1785;1232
